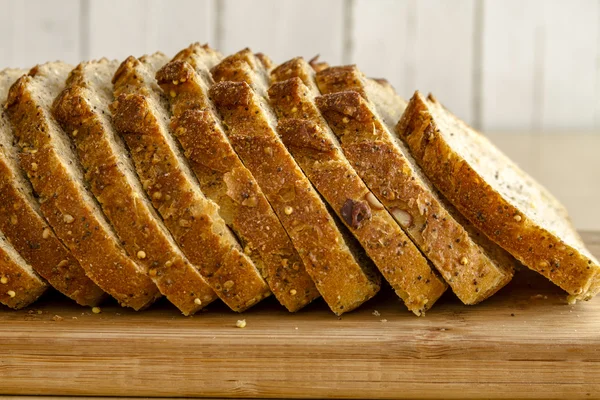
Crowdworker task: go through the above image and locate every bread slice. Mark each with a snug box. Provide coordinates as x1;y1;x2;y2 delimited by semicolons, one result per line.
269;58;447;315
52;60;217;315
1;68;105;306
0;231;47;309
315;66;516;304
210;49;381;315
155;44;319;312
110;53;271;312
397;91;600;303
5;62;160;310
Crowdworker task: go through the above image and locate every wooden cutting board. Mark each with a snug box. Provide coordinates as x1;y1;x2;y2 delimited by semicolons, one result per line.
2;232;600;400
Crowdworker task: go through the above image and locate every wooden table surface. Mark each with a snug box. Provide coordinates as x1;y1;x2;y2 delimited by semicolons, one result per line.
2;231;600;400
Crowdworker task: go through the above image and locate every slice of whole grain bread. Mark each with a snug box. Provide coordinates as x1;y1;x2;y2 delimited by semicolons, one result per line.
315;66;516;304
269;58;447;315
6;62;160;310
210;49;381;315
156;43;319;312
111;53;271;312
397;91;600;303
0;68;105;306
52;59;217;315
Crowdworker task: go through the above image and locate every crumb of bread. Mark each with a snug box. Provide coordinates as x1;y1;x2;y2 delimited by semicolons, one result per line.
380;319;388;323
236;319;247;328
92;307;101;314
372;310;380;317
52;315;63;322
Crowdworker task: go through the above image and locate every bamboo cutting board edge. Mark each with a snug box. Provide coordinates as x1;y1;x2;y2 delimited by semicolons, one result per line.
1;231;600;400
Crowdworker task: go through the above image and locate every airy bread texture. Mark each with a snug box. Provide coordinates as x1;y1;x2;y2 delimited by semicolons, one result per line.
111;53;271;312
1;68;105;306
397;92;600;302
315;66;516;304
6;62;159;310
269;58;447;315
210;49;381;315
156;43;319;312
52;59;216;315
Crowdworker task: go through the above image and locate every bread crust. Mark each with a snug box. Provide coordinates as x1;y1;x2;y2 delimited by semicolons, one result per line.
5;63;159;310
315;66;516;304
52;59;216;315
269;59;447;315
210;50;381;315
397;91;600;301
111;54;270;312
156;44;319;312
1;69;105;306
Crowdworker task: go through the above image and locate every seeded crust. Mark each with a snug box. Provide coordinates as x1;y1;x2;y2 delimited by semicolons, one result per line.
397;91;600;302
5;63;160;310
156;44;319;312
0;231;47;309
110;53;271;312
52;60;216;315
269;58;447;315
0;69;106;306
315;66;516;304
210;49;381;315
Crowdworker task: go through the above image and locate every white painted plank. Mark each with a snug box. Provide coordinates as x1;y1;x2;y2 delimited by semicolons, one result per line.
88;0;151;61
10;0;81;69
351;0;413;99
480;0;544;132
540;0;599;132
146;0;215;58
413;0;476;124
220;0;345;66
0;0;14;68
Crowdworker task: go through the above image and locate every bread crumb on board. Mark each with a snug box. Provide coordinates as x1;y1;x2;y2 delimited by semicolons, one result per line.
52;315;64;322
92;306;102;314
236;319;247;328
372;310;380;317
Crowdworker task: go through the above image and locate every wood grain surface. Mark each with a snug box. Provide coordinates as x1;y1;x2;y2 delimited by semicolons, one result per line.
1;232;600;399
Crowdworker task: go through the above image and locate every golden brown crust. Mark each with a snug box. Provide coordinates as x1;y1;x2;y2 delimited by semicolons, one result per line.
5;63;159;310
111;55;270;312
0;70;106;307
209;51;381;315
0;234;47;309
397;91;600;301
315;67;516;305
269;62;447;315
52;60;216;315
156;49;319;312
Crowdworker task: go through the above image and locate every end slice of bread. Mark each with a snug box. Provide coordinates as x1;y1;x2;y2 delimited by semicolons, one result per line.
269;58;447;315
0;230;47;310
52;59;216;315
315;66;516;304
156;43;319;312
210;49;381;315
5;62;160;310
1;68;106;306
397;91;600;302
110;53;271;312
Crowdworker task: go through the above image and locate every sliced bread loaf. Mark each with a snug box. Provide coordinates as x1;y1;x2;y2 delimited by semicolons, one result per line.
397;92;600;303
0;231;47;309
110;53;271;312
315;66;516;304
210;49;381;315
1;68;105;306
156;44;319;311
52;59;216;315
269;58;447;315
5;62;160;310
